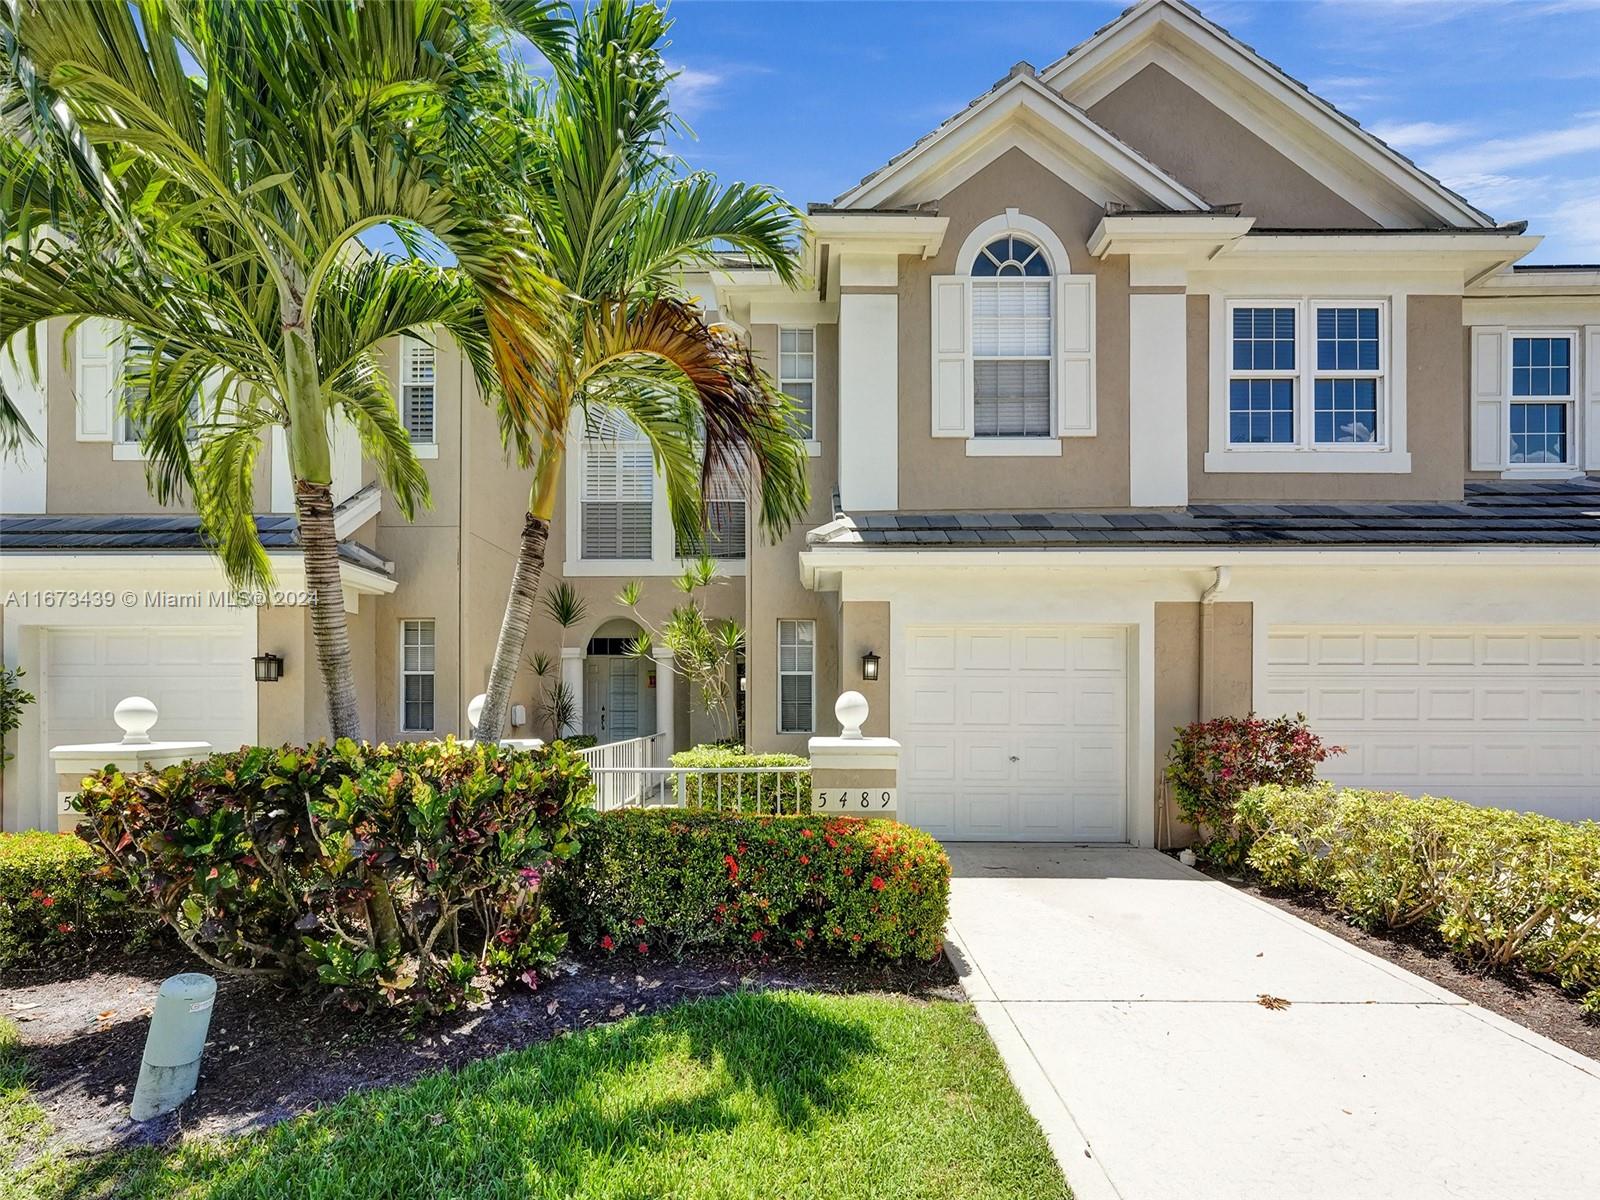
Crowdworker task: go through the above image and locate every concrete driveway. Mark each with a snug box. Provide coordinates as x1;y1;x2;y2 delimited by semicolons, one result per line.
945;844;1600;1200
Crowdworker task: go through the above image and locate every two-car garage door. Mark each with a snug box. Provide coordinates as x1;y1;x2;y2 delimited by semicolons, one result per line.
1265;627;1600;823
900;625;1128;842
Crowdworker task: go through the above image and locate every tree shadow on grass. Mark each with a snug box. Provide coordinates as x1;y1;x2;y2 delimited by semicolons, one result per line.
52;990;888;1200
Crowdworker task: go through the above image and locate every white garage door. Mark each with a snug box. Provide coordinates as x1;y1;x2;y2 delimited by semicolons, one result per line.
1265;627;1600;823
900;625;1128;841
44;625;255;760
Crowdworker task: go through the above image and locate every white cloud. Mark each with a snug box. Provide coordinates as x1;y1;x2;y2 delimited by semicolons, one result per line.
1364;120;1471;150
1426;113;1600;181
1531;186;1600;260
668;65;727;122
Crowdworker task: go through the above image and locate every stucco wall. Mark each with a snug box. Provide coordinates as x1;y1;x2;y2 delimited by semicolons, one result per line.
1086;64;1381;230
896;146;1132;511
744;323;841;754
1186;293;1468;502
839;600;890;739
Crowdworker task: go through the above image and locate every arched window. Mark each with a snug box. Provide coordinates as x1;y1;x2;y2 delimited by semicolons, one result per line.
970;235;1052;437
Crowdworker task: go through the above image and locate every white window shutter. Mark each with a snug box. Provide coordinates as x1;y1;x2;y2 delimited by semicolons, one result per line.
1584;325;1600;470
930;275;971;437
1056;275;1096;436
1469;325;1508;471
74;317;120;441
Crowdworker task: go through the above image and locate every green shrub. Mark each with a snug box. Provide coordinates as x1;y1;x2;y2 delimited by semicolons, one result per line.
557;809;950;962
0;831;145;970
668;744;810;813
1165;714;1341;867
554;734;598;751
74;738;594;1012
1237;785;1600;1011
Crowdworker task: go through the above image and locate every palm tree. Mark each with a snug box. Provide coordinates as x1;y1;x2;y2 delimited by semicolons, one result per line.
471;0;810;740
0;0;565;740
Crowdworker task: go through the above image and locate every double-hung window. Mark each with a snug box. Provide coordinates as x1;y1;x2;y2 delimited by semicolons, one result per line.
581;410;653;559
1226;299;1387;449
777;619;815;734
401;619;436;733
401;335;436;445
675;460;747;560
971;236;1053;438
779;328;815;440
1509;334;1574;466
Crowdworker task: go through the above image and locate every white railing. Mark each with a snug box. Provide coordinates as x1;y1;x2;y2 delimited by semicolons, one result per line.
587;764;811;814
577;733;668;810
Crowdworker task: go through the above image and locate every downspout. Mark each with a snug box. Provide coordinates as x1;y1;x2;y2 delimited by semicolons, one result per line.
1198;566;1231;720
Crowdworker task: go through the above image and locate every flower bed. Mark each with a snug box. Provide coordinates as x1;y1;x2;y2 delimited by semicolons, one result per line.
0;831;146;970
557;809;949;961
1238;783;1600;1012
73;738;592;1011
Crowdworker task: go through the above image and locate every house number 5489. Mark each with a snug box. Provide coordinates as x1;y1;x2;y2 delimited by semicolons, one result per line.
811;788;897;812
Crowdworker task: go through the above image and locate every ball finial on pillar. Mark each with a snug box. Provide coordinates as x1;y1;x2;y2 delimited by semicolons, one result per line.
835;691;869;740
114;697;159;745
467;693;487;735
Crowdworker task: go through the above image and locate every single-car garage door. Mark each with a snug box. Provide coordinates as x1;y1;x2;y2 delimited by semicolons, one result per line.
1265;627;1600;823
900;625;1128;841
43;624;255;782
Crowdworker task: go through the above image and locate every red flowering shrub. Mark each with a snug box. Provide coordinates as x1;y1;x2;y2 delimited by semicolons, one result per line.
1165;714;1341;865
0;831;148;970
557;809;950;961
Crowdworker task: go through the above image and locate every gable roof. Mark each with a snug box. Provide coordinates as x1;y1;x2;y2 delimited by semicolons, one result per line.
1039;0;1494;230
832;62;1210;212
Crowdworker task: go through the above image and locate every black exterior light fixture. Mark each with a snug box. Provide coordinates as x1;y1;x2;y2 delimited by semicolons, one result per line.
252;652;284;683
861;651;881;682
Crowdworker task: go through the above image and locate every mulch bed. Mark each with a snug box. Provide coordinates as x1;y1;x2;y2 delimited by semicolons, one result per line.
1194;862;1600;1062
4;944;961;1165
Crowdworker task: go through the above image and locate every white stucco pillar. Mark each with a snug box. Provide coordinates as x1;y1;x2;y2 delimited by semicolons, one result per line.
1128;289;1189;506
837;263;899;511
651;645;675;753
560;646;584;739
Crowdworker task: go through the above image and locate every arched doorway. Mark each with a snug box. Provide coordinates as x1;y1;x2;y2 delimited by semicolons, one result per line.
583;618;657;744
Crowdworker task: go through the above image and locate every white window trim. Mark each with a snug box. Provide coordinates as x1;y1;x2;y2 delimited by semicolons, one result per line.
778;325;819;449
562;413;746;577
400;618;436;734
1503;329;1581;477
777;618;816;735
1206;291;1411;473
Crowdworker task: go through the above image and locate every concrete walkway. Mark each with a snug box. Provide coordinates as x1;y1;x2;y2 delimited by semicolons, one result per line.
945;844;1600;1200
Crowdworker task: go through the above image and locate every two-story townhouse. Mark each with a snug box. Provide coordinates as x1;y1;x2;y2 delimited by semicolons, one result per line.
4;0;1598;842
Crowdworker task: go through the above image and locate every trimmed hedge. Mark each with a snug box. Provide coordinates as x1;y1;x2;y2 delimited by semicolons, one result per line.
0;831;146;970
557;809;950;961
74;738;593;1011
668;745;810;812
1238;784;1600;1012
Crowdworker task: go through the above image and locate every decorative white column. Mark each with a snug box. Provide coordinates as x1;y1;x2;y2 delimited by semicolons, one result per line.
560;646;584;739
807;692;901;820
838;277;899;511
50;698;211;833
651;645;676;754
1128;290;1189;506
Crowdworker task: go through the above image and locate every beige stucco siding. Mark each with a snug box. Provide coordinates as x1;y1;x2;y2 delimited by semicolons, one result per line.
1086;64;1381;230
1186;293;1467;502
745;323;840;754
839;600;889;738
896;146;1132;510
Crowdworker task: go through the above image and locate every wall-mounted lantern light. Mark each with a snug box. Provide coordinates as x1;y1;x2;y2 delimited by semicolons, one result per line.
860;651;881;682
252;652;284;683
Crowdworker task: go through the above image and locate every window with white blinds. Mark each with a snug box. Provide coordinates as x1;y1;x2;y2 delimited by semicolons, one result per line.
675;462;747;560
401;335;436;444
778;619;815;734
972;272;1052;438
582;411;654;559
401;619;436;732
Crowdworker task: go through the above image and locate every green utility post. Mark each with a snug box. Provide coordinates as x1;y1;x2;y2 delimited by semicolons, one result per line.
129;973;216;1121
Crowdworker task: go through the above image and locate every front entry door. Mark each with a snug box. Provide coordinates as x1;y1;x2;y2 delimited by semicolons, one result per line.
583;656;643;743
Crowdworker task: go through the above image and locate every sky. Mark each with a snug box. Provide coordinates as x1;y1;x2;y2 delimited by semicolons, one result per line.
646;0;1600;263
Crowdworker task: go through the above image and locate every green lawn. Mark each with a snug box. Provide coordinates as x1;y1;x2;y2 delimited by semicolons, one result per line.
12;992;1070;1200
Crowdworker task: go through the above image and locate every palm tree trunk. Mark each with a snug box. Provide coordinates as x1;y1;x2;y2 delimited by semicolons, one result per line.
477;449;562;740
282;312;363;742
